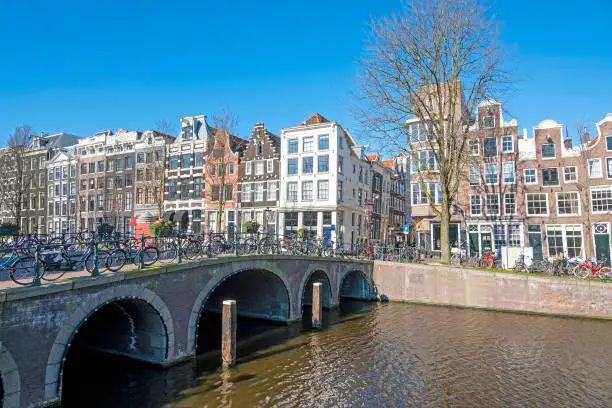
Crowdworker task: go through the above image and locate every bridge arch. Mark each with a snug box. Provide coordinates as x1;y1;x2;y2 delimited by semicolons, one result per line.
187;262;293;355
298;268;333;311
44;285;175;404
339;269;371;300
0;342;20;408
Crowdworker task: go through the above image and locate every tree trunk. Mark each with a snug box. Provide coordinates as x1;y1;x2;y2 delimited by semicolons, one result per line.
216;199;223;233
439;202;451;263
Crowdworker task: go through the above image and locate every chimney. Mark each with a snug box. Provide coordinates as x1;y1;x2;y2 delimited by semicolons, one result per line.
564;136;572;149
523;128;528;139
255;122;264;129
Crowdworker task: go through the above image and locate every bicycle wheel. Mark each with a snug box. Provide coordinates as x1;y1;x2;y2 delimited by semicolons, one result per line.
40;260;67;282
258;239;274;255
182;241;201;260
158;242;177;263
573;264;589;279
9;257;39;285
450;253;461;265
139;247;159;266
599;266;612;279
84;250;110;274
106;249;127;272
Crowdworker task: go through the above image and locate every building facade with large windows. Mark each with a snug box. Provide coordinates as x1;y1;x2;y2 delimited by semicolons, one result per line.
46;148;77;234
279;113;370;247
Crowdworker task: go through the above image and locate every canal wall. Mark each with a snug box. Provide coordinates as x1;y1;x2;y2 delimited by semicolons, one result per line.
373;262;612;319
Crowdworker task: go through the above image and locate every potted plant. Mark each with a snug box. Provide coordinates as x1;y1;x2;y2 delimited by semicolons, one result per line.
149;220;175;237
243;220;260;234
297;227;309;240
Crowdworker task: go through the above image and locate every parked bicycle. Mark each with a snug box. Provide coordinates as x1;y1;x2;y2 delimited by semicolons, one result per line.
573;259;612;279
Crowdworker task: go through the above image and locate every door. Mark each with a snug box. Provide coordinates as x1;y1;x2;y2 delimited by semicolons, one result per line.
469;226;479;256
481;232;492;253
322;227;332;247
528;225;543;261
594;223;611;265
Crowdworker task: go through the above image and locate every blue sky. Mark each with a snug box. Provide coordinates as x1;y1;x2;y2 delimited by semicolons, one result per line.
1;0;611;148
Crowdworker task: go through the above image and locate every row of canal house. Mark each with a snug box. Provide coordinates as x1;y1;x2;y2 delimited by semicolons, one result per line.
164;113;405;247
410;98;612;265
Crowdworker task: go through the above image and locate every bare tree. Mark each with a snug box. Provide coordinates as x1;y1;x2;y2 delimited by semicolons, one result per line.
573;123;594;259
0;125;34;232
210;107;240;136
155;119;178;138
357;0;508;262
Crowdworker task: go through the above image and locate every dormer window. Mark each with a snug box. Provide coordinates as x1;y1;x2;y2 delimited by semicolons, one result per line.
483;115;495;128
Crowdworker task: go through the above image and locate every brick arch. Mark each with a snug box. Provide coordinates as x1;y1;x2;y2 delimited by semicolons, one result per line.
43;285;175;404
297;267;334;311
0;342;20;408
338;268;372;300
186;260;294;355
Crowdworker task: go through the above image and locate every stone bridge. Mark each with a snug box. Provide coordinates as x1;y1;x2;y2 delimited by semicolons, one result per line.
0;255;373;408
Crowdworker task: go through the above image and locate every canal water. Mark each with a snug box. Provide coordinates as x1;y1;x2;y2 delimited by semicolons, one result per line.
62;302;612;408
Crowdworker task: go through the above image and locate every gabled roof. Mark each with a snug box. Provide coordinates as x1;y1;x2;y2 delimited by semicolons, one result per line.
382;159;394;169
301;113;330;126
365;154;379;162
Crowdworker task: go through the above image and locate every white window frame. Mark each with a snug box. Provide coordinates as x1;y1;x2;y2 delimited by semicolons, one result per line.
317;180;329;200
563;166;578;183
556;191;580;217
287;182;298;202
485;193;500;216
288;138;298;154
266;159;273;173
588;158;602;179
502;161;515;184
469;140;480;156
485;163;498;185
470;194;482;216
504;193;517;215
606;135;612;152
469;165;481;186
523;168;537;184
501;135;514;153
526;193;549;217
255;160;265;176
267;181;277;201
590;186;612;214
303;137;314;153
606;157;612;179
245;161;251;175
302;180;313;201
541;167;560;187
254;183;264;202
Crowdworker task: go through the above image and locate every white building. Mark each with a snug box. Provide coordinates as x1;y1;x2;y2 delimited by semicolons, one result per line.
279;113;370;247
163;115;211;233
46;149;78;234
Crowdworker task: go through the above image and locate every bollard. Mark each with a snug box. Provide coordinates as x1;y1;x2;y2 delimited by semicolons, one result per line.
32;244;42;286
221;299;237;367
312;282;323;329
176;235;182;264
91;240;100;276
138;234;146;270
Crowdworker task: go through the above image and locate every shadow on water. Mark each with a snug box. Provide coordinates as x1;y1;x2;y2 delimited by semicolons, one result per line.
60;300;372;407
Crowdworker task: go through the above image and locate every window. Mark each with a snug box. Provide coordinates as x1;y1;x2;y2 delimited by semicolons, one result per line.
182;154;190;169
485;164;498;185
241;184;251;202
254;183;264;201
547;225;583;258
266;159;273;173
302;181;313;201
338;156;344;174
255;160;264;175
526;193;548;216
318;135;329;150
541;143;555;159
483;115;494;128
524;169;537;184
469;140;479;156
338;181;343;202
125;173;132;187
542;168;559;186
137;153;145;163
502;162;515;183
318;155;329;172
501;136;514;153
229;162;235;175
210;164;216;176
607;136;612;151
137;188;144;204
194;153;203;167
89;163;95;174
169;156;178;170
588;159;602;178
303;137;314;152
155;150;163;161
126;191;133;210
470;195;482;216
484;137;497;157
317;180;329;200
564;166;577;182
257;142;263;155
408;122;428;142
411;150;438;173
108;159;115;171
268;181;277;201
288;139;298;154
70;164;76;177
287;182;298;201
211;185;220;201
193;177;202;199
485;193;499;216
411;183;441;205
591;187;612;213
504;193;516;215
126;156;133;169
98;161;104;172
117;158;124;171
168;180;177;200
224;185;233;202
244;161;251;175
557;192;579;216
302;157;313;173
607;158;612;179
287;158;298;175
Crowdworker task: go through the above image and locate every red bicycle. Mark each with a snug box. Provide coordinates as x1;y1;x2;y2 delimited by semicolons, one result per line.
573;259;612;279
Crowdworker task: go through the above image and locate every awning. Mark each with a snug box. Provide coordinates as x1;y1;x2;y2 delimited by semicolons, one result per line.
175;210;189;222
163;211;175;221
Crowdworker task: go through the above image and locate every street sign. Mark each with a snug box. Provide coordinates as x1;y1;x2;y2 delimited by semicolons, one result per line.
403;225;410;234
406;216;412;223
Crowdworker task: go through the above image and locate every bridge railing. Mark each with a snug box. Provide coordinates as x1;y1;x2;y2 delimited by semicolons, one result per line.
0;232;424;286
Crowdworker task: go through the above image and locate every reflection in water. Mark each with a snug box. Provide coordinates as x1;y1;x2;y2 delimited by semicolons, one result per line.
62;302;612;408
